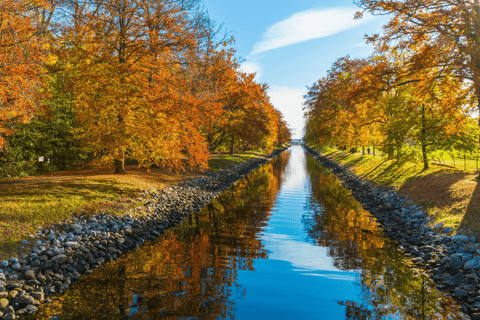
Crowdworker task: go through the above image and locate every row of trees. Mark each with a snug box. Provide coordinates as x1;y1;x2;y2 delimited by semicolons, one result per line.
0;0;291;176
304;0;480;170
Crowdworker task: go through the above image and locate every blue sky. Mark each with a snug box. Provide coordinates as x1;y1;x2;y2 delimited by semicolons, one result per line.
203;0;389;139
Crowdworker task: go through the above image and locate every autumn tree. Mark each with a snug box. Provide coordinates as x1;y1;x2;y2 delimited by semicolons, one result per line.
355;0;480;139
0;0;49;148
54;0;213;173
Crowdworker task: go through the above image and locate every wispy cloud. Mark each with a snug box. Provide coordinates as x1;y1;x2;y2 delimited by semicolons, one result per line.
352;42;368;47
251;8;372;55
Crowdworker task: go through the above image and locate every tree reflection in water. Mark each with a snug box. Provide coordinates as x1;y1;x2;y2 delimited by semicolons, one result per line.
304;155;465;320
28;152;290;320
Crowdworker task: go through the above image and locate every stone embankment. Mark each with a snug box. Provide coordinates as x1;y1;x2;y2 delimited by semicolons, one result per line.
0;148;287;319
305;146;480;319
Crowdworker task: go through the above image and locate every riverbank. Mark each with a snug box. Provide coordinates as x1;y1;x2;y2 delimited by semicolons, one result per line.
305;145;480;318
0;151;267;261
0;147;287;319
312;145;480;236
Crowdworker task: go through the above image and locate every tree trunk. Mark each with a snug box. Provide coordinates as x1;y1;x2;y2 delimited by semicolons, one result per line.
229;135;235;155
362;146;365;155
396;142;401;162
114;151;126;174
421;104;429;170
387;145;394;159
115;159;125;174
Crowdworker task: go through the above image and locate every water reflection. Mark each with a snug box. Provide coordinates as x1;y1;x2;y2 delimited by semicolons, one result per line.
28;147;465;319
29;153;289;319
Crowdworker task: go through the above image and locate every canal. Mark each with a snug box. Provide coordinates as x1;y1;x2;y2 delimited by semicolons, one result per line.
29;146;466;319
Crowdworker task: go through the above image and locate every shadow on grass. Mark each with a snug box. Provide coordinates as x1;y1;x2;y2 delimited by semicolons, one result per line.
459;179;480;234
399;172;470;210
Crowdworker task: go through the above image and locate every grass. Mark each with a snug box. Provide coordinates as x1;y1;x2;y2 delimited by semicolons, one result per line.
0;150;266;261
312;145;480;237
207;151;266;171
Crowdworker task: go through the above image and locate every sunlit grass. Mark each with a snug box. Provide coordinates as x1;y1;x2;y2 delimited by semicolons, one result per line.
313;145;480;236
208;151;265;171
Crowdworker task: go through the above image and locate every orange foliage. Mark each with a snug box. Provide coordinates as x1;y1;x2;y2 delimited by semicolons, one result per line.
0;0;46;147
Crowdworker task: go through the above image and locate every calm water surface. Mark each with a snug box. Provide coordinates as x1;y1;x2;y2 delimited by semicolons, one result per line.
30;146;466;319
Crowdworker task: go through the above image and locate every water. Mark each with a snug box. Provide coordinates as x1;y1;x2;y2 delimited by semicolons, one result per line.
29;146;466;319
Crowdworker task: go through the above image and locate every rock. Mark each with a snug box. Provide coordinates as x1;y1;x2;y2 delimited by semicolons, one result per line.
54;254;68;265
10;263;21;271
52;248;64;255
0;299;7;310
454;288;469;298
464;284;476;291
70;224;83;232
31;292;43;300
449;257;464;268
24;270;35;280
25;305;37;314
443;227;454;233
20;240;29;245
434;222;444;231
64;241;79;248
6;292;17;300
37;274;46;284
18;294;34;305
464;260;480;270
6;283;22;290
453;235;471;243
3;312;15;320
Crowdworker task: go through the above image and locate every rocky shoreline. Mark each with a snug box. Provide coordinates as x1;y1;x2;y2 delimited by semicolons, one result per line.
0;148;287;319
305;145;480;319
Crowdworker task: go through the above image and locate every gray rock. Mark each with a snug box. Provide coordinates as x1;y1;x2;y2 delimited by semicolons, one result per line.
65;241;79;248
24;270;35;280
464;260;480;270
454;288;469;298
434;222;444;231
3;312;15;320
46;234;56;240
10;263;21;271
450;258;464;268
31;292;43;300
25;305;37;314
54;254;67;265
0;263;6;270
464;284;476;291
18;294;34;305
443;227;454;233
453;235;470;243
70;224;83;232
52;248;64;255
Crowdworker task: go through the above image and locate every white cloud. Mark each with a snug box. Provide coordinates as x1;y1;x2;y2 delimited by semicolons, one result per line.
268;86;307;139
352;42;368;47
239;60;263;79
252;7;373;55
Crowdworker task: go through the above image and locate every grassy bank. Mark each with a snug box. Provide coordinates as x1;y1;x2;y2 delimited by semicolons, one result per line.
310;145;480;238
0;150;267;261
